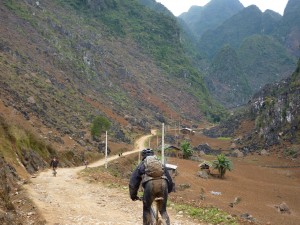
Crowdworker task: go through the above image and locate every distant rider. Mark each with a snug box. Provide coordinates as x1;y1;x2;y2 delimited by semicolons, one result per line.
50;157;59;173
129;148;173;225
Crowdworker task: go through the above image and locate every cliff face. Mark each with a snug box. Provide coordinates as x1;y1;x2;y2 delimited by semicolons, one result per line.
248;62;300;148
242;59;300;151
204;59;300;155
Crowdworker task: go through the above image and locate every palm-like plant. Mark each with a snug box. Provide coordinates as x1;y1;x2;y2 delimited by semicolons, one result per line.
181;140;193;159
213;154;232;178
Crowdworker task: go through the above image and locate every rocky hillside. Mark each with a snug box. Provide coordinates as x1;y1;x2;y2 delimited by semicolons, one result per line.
0;114;51;224
0;1;226;222
204;58;300;156
1;0;226;146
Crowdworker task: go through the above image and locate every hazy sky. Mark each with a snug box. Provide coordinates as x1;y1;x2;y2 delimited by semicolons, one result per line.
157;0;289;16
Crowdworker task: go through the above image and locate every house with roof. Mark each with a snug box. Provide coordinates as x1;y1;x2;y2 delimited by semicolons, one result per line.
180;127;195;135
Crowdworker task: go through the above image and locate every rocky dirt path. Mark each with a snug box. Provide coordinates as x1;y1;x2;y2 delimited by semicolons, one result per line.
25;132;204;225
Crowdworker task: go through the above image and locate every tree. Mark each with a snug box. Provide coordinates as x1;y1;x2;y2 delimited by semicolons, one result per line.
181;140;193;159
213;154;232;178
91;116;111;139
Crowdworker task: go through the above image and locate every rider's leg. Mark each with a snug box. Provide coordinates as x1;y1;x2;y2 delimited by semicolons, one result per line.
143;181;155;225
144;179;170;225
157;180;170;225
53;167;57;175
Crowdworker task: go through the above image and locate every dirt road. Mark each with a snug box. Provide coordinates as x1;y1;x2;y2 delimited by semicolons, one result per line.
25;132;203;225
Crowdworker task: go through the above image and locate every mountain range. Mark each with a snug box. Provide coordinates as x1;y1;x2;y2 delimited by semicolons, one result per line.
179;0;299;108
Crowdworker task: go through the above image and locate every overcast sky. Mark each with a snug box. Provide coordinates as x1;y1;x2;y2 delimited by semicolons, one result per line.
157;0;289;16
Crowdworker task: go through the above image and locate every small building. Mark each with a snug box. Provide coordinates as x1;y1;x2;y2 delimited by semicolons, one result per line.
162;144;182;158
180;128;195;135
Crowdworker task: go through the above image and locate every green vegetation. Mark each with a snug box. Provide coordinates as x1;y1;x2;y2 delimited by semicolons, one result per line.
2;0;227;143
180;140;193;159
55;0;226;121
217;137;231;141
58;0;184;74
213;154;233;178
3;0;32;21
291;59;300;83
283;147;298;158
91;116;111;138
0;115;55;170
173;203;238;225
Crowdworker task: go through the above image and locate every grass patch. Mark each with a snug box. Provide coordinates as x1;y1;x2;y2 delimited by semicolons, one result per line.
4;0;36;25
172;203;238;225
217;137;231;141
284;147;298;158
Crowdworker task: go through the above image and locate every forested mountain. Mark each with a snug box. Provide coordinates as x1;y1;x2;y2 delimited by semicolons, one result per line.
277;0;300;57
179;0;298;108
205;45;251;108
179;0;244;38
238;35;295;93
138;0;172;16
198;5;285;58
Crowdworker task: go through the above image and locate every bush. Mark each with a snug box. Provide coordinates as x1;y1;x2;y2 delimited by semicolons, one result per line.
213;154;232;178
181;141;193;159
91;116;111;138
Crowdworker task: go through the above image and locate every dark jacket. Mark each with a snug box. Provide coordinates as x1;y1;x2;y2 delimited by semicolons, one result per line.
129;158;173;200
50;159;59;168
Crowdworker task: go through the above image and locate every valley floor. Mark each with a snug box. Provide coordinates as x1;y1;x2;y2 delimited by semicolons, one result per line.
24;133;204;225
24;130;300;225
167;154;300;225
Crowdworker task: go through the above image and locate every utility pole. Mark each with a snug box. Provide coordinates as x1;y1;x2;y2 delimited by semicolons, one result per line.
105;131;108;169
161;123;165;164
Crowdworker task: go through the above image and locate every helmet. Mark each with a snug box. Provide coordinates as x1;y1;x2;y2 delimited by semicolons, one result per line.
141;148;154;158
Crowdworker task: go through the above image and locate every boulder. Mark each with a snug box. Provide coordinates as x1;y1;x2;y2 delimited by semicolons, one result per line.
230;142;237;149
260;149;269;156
276;202;290;214
197;170;209;179
233;149;244;158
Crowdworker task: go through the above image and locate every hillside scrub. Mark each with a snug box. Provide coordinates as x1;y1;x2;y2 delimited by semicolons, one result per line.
0;115;53;174
1;0;228;153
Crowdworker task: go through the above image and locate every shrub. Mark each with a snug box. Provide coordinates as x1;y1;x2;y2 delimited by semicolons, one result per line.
181;140;193;159
213;154;232;178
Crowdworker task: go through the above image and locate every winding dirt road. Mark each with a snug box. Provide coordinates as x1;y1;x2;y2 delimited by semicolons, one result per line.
25;131;203;225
